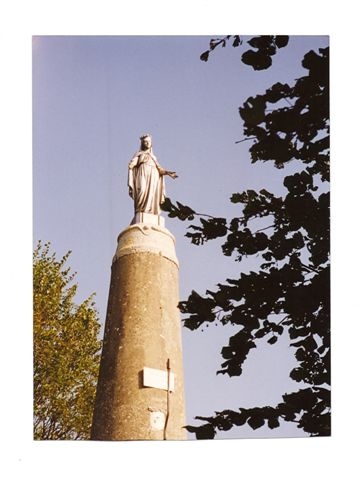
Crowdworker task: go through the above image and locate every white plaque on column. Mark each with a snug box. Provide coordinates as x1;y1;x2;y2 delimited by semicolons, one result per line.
143;367;175;392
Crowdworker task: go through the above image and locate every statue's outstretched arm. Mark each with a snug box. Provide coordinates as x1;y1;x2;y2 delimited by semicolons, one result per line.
154;157;178;179
165;171;178;179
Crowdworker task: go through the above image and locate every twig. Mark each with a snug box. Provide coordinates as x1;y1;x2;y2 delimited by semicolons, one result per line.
255;225;274;233
277;315;290;326
284;98;293;107
235;137;257;144
301;263;320;274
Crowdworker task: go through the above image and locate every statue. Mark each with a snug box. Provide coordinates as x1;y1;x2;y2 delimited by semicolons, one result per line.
128;134;177;215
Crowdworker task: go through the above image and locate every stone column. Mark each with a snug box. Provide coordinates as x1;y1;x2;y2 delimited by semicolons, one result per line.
91;215;186;440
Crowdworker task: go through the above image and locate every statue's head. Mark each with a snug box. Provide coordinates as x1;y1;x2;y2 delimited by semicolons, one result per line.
140;134;152;150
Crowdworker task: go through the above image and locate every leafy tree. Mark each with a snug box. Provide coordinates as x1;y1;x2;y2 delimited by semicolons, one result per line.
33;241;102;440
162;36;330;438
200;35;289;70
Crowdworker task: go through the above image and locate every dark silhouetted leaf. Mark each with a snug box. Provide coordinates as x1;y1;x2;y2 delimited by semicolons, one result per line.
242;50;273;70
247;415;265;430
232;36;242;47
200;50;209;62
267;416;280;429
275;36;289;48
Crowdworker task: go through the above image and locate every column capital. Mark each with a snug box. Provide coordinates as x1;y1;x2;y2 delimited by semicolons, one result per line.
114;223;179;268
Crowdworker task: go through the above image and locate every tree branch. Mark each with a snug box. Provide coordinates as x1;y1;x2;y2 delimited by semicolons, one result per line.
301;263;320;274
235;137;257;144
277;315;290;326
193;211;219;220
255;224;275;233
284;97;293;107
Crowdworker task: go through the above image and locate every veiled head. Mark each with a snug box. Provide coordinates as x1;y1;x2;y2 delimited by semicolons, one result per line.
140;134;152;150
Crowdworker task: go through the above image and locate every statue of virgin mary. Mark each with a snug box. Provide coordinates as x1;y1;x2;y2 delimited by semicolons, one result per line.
128;134;177;215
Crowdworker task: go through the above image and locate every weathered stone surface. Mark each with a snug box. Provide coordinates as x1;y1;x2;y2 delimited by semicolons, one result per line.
91;223;186;440
113;223;178;267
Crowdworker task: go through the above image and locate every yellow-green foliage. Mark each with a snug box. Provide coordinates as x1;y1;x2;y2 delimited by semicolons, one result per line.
33;241;102;440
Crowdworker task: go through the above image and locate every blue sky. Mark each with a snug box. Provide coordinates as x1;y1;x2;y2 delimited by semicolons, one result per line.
33;35;329;439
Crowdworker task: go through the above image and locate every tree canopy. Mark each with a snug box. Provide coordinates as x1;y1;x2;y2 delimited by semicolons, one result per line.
33;241;102;440
162;36;330;438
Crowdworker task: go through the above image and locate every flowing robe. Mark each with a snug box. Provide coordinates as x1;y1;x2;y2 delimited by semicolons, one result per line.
128;150;166;215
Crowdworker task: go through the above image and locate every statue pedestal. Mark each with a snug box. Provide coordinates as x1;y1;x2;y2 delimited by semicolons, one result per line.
131;212;165;228
91;220;186;440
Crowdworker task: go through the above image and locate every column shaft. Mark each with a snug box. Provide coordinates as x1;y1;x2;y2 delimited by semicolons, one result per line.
91;223;186;440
